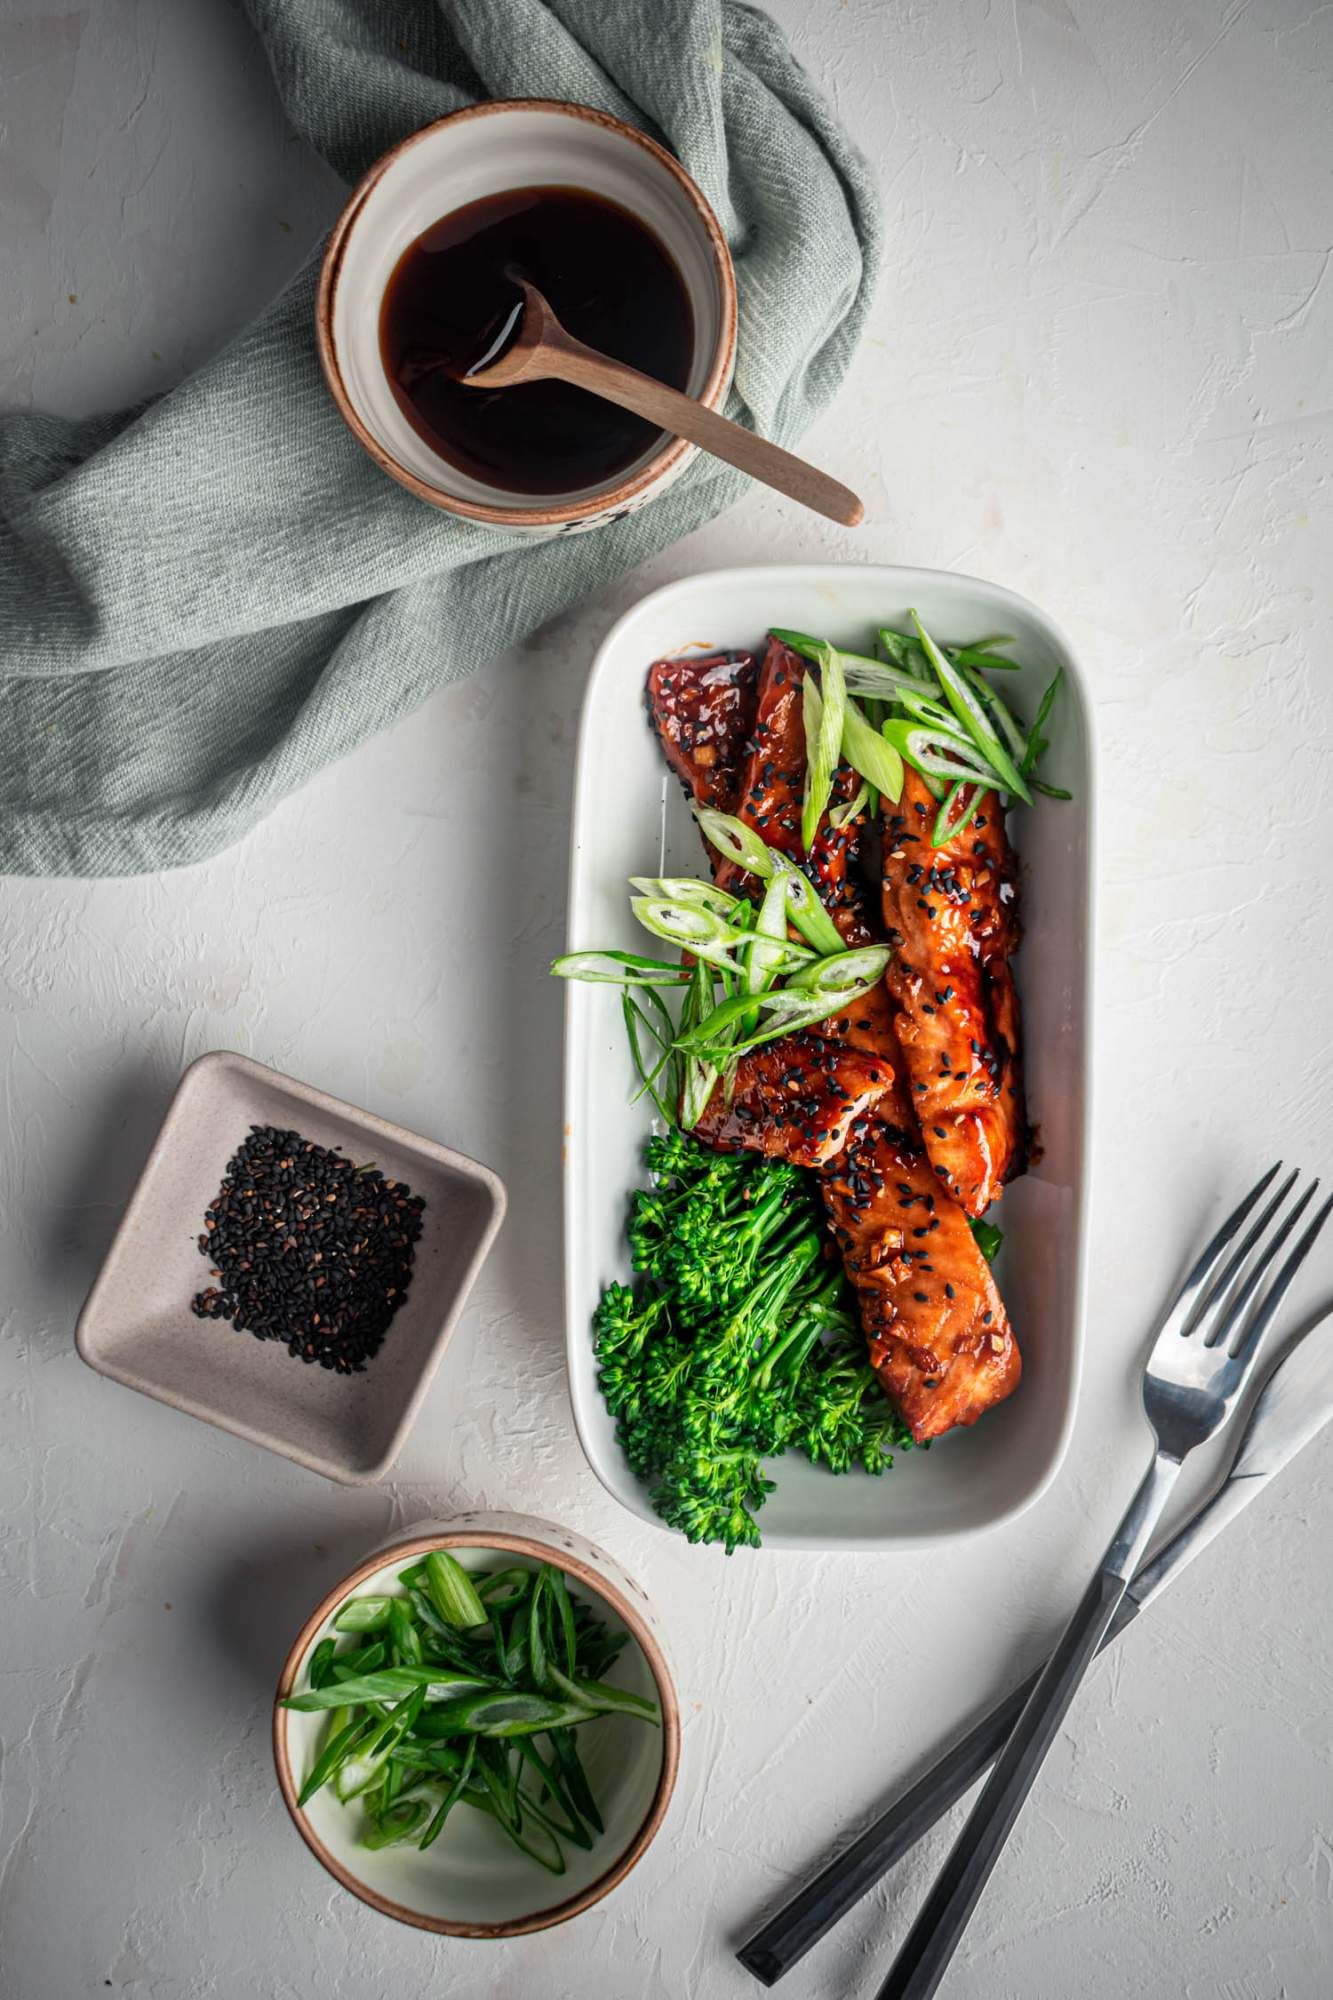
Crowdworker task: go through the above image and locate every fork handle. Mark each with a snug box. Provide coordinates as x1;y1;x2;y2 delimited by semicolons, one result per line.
875;1452;1181;2000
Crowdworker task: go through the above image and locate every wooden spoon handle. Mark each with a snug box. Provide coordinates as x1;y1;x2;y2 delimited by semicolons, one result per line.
544;341;864;527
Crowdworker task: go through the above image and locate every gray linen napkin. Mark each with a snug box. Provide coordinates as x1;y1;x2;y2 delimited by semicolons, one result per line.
0;0;880;877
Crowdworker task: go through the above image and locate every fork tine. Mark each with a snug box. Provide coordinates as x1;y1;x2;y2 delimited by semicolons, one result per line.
1189;1167;1300;1342
1225;1187;1333;1372
1166;1161;1282;1332
1202;1180;1318;1354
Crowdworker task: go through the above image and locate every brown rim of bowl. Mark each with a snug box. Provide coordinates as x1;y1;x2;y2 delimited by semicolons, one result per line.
315;98;738;528
272;1529;681;1939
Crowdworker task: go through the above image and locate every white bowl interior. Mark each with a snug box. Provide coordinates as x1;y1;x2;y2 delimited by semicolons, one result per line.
331;107;727;510
564;565;1094;1549
280;1542;667;1929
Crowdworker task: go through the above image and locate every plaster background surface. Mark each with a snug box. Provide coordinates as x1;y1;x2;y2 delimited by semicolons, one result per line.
2;3;1331;1996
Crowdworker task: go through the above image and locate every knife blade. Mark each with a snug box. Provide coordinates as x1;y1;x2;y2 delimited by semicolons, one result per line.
737;1302;1333;1989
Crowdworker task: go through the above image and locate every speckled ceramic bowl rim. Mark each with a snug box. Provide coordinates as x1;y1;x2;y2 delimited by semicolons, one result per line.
316;98;738;527
272;1527;681;1938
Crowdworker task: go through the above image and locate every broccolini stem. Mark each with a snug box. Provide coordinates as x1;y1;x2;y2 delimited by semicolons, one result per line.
752;1269;847;1390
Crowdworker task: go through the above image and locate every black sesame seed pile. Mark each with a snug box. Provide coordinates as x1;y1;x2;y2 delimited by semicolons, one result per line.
190;1125;426;1373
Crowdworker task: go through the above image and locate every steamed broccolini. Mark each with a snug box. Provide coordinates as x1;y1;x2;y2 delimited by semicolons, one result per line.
594;1135;915;1552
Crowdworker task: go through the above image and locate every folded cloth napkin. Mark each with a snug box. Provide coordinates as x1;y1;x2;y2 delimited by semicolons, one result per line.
0;0;880;877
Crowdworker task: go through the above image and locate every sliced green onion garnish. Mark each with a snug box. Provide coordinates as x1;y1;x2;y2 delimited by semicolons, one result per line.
425;1551;490;1630
960;666;1028;761
283;1668;492;1711
691;805;773;879
1020;667;1064;779
629;893;812;978
786;945;890;994
546;1662;660;1723
877;627;1020;674
550;950;685;987
677;977;720;1132
773;859;847;956
418;1737;477;1851
628;896;753;968
513;1740;594;1847
623;989;678;1126
747;870;792;998
297;1710;375;1808
909;611;1033;804
307;1638;337;1689
895;684;966;733
691;809;847;957
334;1596;392;1633
467;1790;568;1873
330;1641;386;1681
950;642;1018;670
388;1597;423;1667
969;1217;1004;1263
828;779;871;829
932;780;986;848
423;1690;594;1739
879;717;995;801
840;695;905;803
798;642;846;852
362;1799;431;1849
675;968;888;1064
626;876;739;916
838;656;936;705
876;626;933;679
335;1686;426;1800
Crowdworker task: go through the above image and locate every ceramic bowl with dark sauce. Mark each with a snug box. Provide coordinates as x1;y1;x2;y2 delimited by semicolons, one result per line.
317;100;737;535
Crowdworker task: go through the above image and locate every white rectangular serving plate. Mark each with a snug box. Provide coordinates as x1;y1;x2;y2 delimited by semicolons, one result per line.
563;565;1094;1549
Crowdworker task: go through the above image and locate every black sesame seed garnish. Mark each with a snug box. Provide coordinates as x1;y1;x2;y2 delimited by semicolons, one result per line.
189;1125;425;1374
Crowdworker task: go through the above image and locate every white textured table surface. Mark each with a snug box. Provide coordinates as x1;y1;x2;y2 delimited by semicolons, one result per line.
4;4;1332;1997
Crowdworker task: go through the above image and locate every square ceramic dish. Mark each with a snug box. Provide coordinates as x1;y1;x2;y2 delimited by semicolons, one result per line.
562;565;1094;1549
76;1051;506;1484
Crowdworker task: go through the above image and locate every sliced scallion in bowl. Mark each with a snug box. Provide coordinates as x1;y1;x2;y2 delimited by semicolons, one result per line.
282;1555;659;1876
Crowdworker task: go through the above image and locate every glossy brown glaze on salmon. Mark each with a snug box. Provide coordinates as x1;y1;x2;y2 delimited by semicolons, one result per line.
690;1033;894;1169
881;771;1027;1218
821;1107;1019;1440
714;636;871;943
646;651;758;812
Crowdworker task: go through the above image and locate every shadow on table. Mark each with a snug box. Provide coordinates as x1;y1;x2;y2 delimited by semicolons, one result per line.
33;1053;178;1354
199;1515;391;1691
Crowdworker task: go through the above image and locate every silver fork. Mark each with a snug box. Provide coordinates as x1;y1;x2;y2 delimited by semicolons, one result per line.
877;1163;1333;2000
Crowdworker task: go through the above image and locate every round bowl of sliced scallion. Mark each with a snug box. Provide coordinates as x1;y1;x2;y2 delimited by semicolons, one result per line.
273;1513;678;1936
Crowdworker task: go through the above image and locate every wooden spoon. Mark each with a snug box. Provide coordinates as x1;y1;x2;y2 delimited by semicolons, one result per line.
460;279;864;527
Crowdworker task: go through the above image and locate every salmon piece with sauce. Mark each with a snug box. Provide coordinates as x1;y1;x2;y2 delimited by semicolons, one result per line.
880;771;1027;1218
690;1033;894;1170
820;1107;1019;1440
646;650;758;812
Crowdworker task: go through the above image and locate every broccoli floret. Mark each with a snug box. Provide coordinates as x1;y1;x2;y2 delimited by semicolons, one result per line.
796;1323;915;1475
592;1282;670;1372
653;1442;772;1554
592;1134;912;1552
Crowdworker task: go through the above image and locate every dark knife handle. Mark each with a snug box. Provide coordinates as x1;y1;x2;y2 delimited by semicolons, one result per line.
736;1593;1141;1988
